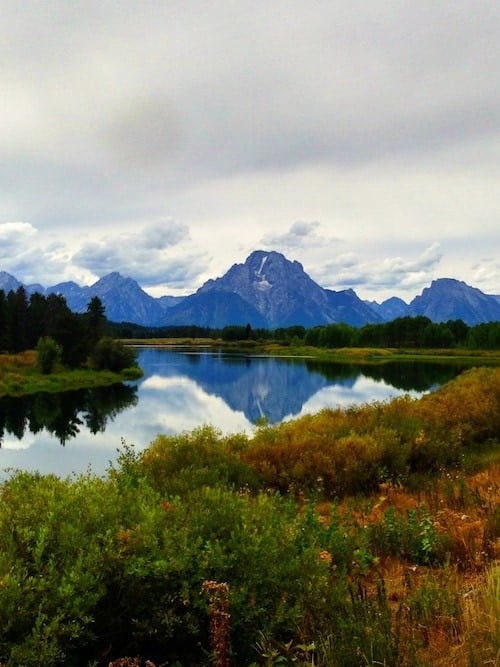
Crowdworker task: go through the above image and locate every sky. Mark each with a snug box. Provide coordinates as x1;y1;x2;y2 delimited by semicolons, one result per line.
1;1;499;303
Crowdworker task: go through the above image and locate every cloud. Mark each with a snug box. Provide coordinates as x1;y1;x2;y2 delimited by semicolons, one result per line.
103;94;185;168
472;258;500;295
261;220;340;250
72;220;210;289
317;243;443;299
0;221;37;249
0;2;498;301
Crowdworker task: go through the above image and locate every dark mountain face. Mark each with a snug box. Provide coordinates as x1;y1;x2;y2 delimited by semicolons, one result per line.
325;289;383;327
46;281;90;311
197;250;330;327
164;291;268;328
408;278;500;325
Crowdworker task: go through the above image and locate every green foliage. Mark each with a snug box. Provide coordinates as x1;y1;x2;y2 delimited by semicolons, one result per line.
90;336;138;372
368;504;447;565
0;461;379;664
85;296;108;347
36;336;62;374
1;367;499;665
140;425;259;496
0;289;113;368
0;471;121;665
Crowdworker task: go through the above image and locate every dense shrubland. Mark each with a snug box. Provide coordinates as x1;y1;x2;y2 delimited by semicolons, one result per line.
0;368;499;666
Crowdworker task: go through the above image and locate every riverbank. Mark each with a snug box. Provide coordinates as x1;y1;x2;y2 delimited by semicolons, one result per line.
124;337;500;364
0;350;142;396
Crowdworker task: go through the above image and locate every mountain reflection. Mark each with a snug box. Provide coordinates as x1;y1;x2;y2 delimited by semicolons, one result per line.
136;348;468;424
0;384;138;447
0;351;470;452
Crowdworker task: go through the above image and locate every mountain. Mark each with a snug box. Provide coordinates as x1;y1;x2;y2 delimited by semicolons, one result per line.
408;278;500;325
177;250;381;328
1;253;500;328
164;291;268;328
0;271;24;293
325;288;384;327
0;271;45;296
47;281;90;311
45;273;165;325
82;273;163;325
366;296;409;321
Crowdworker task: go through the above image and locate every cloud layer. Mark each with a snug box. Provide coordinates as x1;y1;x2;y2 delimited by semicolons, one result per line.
1;1;499;300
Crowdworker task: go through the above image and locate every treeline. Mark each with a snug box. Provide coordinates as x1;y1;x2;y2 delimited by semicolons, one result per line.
111;316;500;349
0;287;136;372
301;316;500;349
0;287;108;365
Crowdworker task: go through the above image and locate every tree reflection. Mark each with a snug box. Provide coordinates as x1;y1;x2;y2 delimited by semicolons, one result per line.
304;359;467;392
0;384;137;447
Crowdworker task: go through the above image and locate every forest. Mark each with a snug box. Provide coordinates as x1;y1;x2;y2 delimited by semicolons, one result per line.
0;288;137;379
0;287;107;364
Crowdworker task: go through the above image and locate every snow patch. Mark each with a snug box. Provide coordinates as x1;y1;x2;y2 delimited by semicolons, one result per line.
254;254;272;289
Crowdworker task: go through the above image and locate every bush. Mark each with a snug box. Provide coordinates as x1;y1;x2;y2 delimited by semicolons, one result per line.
36;336;62;374
0;471;122;665
90;337;137;373
140;425;259;496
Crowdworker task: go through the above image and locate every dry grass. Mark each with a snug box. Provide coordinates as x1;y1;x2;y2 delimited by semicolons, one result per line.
320;462;500;666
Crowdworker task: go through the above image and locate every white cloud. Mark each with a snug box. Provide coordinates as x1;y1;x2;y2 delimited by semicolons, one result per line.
72;221;210;290
317;243;444;300
0;221;37;248
261;220;335;249
0;1;497;300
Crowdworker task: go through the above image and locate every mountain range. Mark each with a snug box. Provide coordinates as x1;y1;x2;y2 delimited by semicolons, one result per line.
1;250;500;328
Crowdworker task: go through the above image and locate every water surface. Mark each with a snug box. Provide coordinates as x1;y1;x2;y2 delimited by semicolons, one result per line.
0;347;469;478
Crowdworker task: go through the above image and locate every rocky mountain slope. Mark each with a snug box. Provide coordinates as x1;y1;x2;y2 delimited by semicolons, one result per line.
1;253;499;328
407;278;500;325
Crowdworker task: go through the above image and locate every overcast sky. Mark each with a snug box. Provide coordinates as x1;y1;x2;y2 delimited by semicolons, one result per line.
1;1;499;302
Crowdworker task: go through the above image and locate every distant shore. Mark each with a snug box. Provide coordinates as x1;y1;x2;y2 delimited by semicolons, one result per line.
123;338;500;364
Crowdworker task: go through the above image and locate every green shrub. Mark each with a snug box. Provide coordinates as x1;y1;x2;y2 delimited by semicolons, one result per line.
140;425;259;496
90;336;137;373
368;504;448;566
36;336;62;374
0;472;122;665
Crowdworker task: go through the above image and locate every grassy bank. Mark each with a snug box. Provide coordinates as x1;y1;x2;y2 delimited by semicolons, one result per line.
0;367;499;666
0;350;142;397
124;337;500;364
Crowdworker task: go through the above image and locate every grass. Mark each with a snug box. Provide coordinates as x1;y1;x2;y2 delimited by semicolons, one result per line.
0;350;141;396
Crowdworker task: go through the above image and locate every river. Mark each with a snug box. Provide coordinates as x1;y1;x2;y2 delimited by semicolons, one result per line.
0;347;470;478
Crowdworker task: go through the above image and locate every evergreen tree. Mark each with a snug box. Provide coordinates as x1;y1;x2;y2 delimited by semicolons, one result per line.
85;296;107;347
0;290;7;351
27;292;48;349
6;287;29;352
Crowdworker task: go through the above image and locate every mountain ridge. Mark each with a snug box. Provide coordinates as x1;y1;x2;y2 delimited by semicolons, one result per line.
1;252;499;327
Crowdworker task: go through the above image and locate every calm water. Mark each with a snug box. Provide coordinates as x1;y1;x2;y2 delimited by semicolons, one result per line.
0;347;469;478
